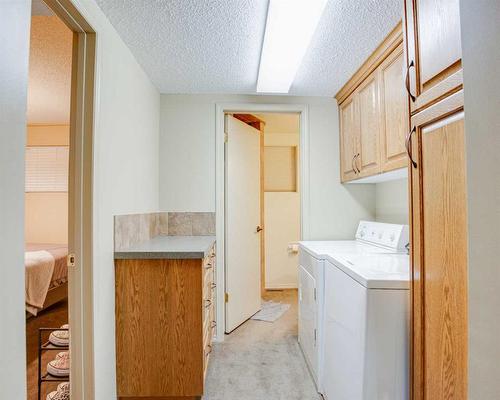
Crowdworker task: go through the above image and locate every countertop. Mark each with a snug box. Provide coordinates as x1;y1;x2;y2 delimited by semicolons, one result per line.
114;235;216;260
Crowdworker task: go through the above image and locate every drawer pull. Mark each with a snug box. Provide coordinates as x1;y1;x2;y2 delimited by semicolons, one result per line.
405;60;416;102
405;126;417;168
205;299;212;308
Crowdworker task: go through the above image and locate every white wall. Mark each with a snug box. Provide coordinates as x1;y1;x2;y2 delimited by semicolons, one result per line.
159;94;375;240
0;2;31;398
1;1;161;398
375;179;409;225
263;126;300;289
459;1;500;398
76;1;161;398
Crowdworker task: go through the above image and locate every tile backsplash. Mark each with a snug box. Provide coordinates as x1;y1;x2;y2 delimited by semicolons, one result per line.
168;212;216;236
114;211;215;251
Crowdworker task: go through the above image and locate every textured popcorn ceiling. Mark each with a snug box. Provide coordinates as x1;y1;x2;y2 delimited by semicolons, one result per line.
95;0;401;96
28;16;72;124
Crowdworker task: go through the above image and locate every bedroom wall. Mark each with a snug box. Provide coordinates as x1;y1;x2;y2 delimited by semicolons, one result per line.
159;94;376;240
0;2;31;398
25;125;69;244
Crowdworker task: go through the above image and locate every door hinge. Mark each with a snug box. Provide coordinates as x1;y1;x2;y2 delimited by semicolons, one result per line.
224;132;228;143
225;292;229;303
67;253;76;267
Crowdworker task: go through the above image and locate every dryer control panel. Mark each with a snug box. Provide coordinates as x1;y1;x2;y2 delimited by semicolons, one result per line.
355;221;409;251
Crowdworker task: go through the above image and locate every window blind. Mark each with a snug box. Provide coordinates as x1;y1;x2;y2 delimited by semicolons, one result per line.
25;146;69;192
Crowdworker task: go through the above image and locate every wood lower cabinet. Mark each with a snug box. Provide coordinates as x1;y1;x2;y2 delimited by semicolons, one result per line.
404;0;463;114
409;91;467;400
115;244;216;399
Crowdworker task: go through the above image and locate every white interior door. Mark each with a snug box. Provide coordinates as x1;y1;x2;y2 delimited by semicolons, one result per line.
225;115;262;333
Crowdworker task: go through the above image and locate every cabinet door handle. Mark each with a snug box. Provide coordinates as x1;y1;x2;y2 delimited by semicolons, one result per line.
405;126;417;168
352;154;358;174
355;153;361;173
405;60;416;102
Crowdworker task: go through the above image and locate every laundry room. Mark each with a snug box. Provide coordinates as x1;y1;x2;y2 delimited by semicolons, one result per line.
3;0;494;399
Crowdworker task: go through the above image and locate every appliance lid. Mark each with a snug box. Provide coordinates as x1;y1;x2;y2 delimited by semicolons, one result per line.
326;253;410;289
299;239;406;260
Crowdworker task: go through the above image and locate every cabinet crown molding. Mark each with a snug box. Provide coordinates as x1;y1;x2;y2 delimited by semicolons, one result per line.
335;21;403;105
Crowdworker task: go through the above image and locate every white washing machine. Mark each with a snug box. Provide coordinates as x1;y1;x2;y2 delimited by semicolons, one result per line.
298;221;409;393
322;252;409;400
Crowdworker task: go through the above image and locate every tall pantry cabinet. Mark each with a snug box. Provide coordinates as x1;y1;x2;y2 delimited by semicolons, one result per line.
403;1;468;399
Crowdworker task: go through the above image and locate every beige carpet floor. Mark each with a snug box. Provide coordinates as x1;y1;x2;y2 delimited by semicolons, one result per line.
203;290;322;400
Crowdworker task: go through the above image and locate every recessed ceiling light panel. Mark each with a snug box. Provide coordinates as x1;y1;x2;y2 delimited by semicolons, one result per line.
257;0;329;93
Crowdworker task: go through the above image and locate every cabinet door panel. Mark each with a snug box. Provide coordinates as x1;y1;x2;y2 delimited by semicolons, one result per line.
405;0;463;113
410;92;467;400
339;96;359;182
357;75;381;177
379;47;408;172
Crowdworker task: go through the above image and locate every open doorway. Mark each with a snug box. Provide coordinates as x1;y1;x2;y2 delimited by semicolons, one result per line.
205;106;318;397
25;6;72;400
23;1;96;399
223;112;302;333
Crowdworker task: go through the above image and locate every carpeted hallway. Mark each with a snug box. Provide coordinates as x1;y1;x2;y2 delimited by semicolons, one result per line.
203;290;322;400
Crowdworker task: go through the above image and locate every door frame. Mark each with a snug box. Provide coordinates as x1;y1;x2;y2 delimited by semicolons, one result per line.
215;103;309;342
40;1;96;398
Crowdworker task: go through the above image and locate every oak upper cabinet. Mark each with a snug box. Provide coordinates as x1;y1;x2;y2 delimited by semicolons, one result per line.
409;91;467;400
339;94;360;182
404;0;463;114
337;22;407;183
357;74;381;178
378;44;409;172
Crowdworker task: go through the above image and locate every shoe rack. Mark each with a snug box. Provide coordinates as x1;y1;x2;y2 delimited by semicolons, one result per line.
37;327;69;400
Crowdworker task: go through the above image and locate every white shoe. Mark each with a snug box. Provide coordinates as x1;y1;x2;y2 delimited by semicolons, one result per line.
49;324;69;347
46;382;70;400
47;352;69;377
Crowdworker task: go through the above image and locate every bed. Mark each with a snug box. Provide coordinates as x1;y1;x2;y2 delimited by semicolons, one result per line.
25;243;68;316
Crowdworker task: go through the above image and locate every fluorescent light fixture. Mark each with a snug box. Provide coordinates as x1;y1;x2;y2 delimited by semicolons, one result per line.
257;0;329;93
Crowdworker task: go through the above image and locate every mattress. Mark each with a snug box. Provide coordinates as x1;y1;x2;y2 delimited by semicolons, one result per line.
25;243;68;289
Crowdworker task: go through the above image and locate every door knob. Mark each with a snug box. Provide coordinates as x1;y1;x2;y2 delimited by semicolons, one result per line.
256;226;263;233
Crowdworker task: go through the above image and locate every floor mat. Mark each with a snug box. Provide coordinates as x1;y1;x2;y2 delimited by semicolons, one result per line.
251;300;290;322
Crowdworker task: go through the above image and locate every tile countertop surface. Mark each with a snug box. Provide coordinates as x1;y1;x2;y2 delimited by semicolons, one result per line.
114;235;216;260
